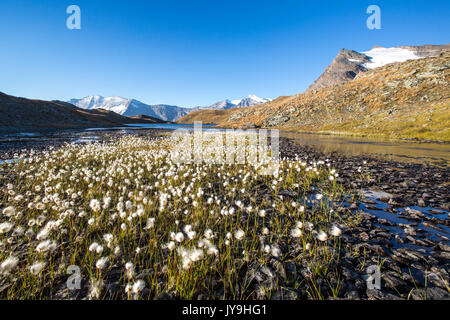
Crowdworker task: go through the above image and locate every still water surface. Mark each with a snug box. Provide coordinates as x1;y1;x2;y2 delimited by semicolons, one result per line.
1;123;448;164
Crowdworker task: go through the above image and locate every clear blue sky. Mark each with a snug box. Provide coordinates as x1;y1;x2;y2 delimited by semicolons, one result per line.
0;0;448;107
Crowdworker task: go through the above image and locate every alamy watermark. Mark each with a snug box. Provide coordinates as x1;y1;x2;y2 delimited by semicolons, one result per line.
170;122;280;175
66;5;81;30
367;5;381;30
66;265;81;290
366;265;381;290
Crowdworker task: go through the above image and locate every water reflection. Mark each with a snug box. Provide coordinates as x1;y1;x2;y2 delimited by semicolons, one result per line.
280;131;450;164
1;124;448;165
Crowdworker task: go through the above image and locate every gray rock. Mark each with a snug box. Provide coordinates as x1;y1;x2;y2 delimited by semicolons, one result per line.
366;289;402;300
382;272;409;292
409;287;450;300
344;290;360;299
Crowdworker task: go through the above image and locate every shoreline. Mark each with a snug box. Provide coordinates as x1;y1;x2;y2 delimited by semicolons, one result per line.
1;126;449;165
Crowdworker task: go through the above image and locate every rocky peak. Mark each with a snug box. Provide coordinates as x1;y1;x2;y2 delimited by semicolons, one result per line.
307;44;450;92
307;49;370;92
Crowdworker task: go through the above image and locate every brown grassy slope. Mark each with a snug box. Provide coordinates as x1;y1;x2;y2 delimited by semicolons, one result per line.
178;52;450;141
176;109;236;124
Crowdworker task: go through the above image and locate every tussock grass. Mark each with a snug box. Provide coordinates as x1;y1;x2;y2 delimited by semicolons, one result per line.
0;133;352;299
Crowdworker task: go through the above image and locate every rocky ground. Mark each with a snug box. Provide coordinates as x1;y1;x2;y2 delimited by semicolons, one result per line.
1;130;448;300
278;137;449;300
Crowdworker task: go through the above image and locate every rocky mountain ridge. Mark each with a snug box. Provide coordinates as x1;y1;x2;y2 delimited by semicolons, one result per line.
307;44;450;91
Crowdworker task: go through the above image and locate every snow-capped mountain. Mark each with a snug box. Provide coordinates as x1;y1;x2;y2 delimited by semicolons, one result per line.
194;95;272;110
307;44;449;91
235;95;272;107
69;96;190;122
69;96;131;115
69;94;272;121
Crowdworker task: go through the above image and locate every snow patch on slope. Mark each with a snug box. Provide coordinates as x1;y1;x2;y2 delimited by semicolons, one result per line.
362;47;421;69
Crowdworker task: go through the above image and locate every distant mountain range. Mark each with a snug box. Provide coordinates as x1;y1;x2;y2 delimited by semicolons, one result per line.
69;95;272;122
192;95;272;111
68;96;187;122
0;92;165;133
307;44;450;91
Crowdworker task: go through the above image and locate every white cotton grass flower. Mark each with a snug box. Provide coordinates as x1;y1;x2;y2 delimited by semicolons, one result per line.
186;229;197;240
175;232;185;243
204;229;214;239
180;253;192;270
125;283;132;295
329;225;342;237
315;194;323;200
178;247;205;269
0;222;13;234
290;228;302;238
96;245;104;254
36;240;57;253
258;210;266;217
262;227;270;235
207;245;219;256
234;229;245;241
30;261;46;275
2;206;16;217
95;257;109;270
36;228;49;241
36;203;45;210
270;245;281;258
316;230;328;242
0;256;19;274
189;248;204;262
103;197;111;209
125;261;135;278
305;243;312;250
89;242;100;252
103;234;114;247
78;210;87;218
166;241;176;251
88;279;104;299
89;242;104;254
144;218;155;230
89;199;101;212
131;280;146;296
